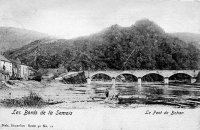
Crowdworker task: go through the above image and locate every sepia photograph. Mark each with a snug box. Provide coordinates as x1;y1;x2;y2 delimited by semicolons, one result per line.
0;0;200;129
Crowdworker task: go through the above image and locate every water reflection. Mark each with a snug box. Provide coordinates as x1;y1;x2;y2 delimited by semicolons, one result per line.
88;83;200;108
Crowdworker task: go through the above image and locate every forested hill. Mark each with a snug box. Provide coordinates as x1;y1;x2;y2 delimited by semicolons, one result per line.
4;19;200;71
0;27;50;53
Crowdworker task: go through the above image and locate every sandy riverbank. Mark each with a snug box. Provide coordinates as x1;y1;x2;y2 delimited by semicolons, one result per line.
0;80;115;109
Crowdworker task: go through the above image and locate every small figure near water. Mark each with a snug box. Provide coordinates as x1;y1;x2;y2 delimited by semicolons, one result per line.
104;88;120;100
114;92;120;99
105;89;109;98
110;92;120;100
104;88;120;103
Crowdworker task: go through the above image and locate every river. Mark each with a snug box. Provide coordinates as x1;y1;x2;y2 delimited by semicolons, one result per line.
87;82;200;108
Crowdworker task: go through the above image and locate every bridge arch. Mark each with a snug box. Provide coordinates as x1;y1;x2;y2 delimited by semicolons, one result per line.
141;73;164;83
169;73;192;83
168;72;193;79
115;73;138;82
90;73;112;81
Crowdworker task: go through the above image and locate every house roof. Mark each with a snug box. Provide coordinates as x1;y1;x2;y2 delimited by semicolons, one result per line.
0;55;10;62
9;59;21;64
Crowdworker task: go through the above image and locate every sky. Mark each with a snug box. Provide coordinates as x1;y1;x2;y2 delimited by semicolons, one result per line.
0;0;200;39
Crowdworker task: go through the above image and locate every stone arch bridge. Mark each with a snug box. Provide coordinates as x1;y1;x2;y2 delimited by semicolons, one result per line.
84;70;200;85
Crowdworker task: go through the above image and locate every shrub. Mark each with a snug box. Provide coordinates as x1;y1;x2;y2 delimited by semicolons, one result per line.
1;92;47;108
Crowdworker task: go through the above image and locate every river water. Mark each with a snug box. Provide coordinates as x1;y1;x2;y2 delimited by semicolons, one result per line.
88;82;200;108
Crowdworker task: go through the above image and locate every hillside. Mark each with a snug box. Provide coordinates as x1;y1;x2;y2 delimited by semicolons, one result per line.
4;19;200;71
0;27;50;53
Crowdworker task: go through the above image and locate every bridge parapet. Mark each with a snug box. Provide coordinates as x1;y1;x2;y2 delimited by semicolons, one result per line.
86;70;200;79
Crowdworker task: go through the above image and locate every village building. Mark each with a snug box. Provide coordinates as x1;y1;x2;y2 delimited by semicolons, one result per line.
20;64;29;80
0;55;12;81
0;70;9;81
10;58;21;79
0;55;36;81
9;58;35;80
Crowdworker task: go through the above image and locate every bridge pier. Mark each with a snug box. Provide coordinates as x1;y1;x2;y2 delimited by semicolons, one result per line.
87;78;91;85
112;77;116;88
164;77;169;84
138;77;142;85
191;77;196;83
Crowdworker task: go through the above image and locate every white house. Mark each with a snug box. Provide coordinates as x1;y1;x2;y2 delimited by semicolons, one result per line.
0;55;12;76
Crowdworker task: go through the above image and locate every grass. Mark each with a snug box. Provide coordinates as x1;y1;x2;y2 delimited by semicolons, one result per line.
1;92;48;108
